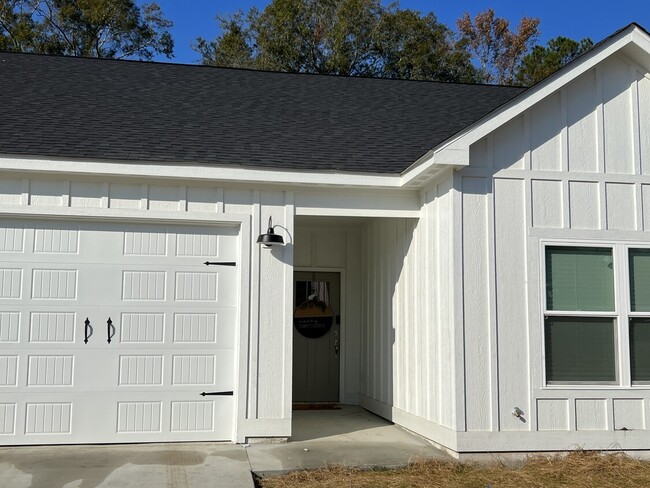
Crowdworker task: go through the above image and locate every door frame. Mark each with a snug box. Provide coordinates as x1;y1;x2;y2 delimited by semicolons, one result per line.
294;267;346;404
0;207;251;444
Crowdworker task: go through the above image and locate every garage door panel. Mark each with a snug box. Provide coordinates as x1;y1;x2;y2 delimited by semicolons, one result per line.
0;219;240;445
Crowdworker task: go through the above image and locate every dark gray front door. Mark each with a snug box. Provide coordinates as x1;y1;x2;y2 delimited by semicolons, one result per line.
292;272;340;402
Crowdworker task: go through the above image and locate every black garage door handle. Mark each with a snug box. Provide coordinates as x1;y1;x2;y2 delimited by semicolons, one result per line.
200;391;234;396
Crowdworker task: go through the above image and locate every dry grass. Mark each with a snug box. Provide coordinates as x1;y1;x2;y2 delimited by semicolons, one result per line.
256;450;650;488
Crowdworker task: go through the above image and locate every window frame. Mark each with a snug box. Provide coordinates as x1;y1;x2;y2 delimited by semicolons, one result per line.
626;246;650;385
540;240;650;388
541;242;620;386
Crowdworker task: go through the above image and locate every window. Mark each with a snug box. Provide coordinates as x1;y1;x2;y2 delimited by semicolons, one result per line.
544;247;617;384
543;244;650;386
629;249;650;383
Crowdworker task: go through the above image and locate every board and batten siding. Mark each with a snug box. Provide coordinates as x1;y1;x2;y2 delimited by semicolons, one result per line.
0;174;295;442
359;174;459;450
455;52;650;452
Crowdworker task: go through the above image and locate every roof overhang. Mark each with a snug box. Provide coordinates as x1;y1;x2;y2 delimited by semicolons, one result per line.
400;23;650;188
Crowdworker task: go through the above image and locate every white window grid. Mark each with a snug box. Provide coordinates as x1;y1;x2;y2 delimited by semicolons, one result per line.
540;240;650;387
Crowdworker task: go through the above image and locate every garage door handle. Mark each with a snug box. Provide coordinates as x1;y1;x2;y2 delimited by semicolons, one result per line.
107;317;116;344
200;391;233;396
84;318;93;344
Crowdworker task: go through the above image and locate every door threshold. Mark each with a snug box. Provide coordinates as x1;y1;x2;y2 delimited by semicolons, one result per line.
292;402;342;410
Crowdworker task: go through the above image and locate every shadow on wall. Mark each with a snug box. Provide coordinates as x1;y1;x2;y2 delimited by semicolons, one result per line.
361;216;417;420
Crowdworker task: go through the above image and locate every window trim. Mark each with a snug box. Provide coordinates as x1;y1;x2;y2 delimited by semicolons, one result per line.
539;240;650;389
626;246;650;385
541;242;619;386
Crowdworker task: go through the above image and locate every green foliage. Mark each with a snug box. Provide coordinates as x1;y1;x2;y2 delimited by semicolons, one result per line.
195;0;479;82
515;36;593;86
0;0;173;59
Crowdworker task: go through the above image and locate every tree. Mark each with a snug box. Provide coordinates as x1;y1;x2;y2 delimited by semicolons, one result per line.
457;8;540;85
373;9;477;82
0;0;173;60
515;36;593;86
195;0;478;82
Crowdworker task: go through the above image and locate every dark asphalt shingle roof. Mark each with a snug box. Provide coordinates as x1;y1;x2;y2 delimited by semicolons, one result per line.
0;52;525;174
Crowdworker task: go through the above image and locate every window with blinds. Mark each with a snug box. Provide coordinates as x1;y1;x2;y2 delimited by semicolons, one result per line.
629;249;650;383
544;246;617;384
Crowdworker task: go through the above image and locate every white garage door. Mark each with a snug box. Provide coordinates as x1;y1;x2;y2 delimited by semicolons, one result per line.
0;218;240;445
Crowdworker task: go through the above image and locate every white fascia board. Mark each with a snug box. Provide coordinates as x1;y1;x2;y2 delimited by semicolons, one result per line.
0;155;403;189
398;149;468;188
401;26;642;187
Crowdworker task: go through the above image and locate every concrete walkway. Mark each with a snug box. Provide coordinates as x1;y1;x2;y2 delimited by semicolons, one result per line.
0;406;450;488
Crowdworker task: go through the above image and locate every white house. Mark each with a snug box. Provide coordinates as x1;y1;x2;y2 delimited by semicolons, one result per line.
2;23;650;457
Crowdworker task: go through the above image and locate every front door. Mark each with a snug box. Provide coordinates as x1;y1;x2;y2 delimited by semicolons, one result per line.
292;272;340;403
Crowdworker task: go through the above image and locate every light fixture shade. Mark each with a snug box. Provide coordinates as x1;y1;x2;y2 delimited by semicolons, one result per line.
256;217;285;246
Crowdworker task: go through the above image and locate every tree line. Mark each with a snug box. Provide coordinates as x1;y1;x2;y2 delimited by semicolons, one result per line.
0;0;593;86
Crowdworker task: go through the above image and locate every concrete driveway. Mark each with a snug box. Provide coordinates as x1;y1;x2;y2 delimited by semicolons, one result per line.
0;407;451;488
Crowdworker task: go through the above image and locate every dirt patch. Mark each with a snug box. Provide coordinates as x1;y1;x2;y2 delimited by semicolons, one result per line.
256;450;650;487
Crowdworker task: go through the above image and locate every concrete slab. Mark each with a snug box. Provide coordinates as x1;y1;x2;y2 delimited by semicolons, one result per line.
0;407;451;486
247;406;452;476
0;442;254;488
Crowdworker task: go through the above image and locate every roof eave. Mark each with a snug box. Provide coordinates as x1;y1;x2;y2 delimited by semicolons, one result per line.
401;24;645;188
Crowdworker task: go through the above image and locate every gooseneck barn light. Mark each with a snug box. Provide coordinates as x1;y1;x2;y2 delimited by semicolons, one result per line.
256;217;284;247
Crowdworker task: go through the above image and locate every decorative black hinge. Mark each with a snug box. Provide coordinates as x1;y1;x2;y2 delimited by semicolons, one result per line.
203;261;236;267
200;391;234;396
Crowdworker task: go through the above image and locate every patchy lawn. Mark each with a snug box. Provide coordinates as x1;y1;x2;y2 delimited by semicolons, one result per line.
256;451;650;487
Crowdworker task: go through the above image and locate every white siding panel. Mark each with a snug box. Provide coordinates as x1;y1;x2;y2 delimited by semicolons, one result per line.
109;183;142;209
494;178;529;431
567;70;598;173
643;185;650;231
0;179;23;205
575;399;608;431
70;181;103;208
569;181;600;229
187;187;220;213
293;227;312;267
638;73;650;175
30;180;65;207
602;58;634;175
530;93;562;171
148;185;183;212
462;177;491;431
470;138;488;168
313;230;345;268
531;180;563;228
613;399;645;431
436;178;456;429
605;183;636;230
493;117;525;170
536;399;570;431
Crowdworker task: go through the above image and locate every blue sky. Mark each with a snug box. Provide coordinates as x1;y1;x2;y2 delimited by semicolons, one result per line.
151;1;650;64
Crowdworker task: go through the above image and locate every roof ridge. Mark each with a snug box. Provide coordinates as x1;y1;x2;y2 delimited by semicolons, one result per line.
0;49;522;89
